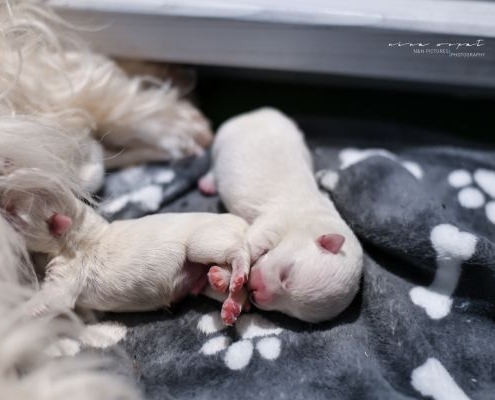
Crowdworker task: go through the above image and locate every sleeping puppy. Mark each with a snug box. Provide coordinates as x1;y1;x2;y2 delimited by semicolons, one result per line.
199;108;363;323
1;169;249;325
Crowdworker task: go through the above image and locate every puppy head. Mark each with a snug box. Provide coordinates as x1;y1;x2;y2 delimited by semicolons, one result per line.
248;231;362;323
0;168;83;254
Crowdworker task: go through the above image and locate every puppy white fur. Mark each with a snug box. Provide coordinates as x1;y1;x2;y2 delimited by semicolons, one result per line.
1;168;249;324
200;108;363;323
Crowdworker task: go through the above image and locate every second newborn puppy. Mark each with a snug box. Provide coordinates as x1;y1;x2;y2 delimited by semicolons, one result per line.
200;108;363;323
2;169;249;324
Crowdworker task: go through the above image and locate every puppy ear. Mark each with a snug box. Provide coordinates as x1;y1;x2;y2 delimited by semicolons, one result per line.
47;213;72;237
317;234;345;254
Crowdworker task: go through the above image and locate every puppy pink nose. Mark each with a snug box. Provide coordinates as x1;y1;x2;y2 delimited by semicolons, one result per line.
248;268;273;304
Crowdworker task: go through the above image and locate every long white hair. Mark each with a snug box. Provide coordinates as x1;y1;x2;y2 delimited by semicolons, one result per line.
0;1;142;398
0;212;142;400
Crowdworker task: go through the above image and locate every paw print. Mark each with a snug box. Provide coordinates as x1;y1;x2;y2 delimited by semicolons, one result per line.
316;148;423;192
448;169;495;224
46;322;128;357
339;148;423;179
197;312;283;370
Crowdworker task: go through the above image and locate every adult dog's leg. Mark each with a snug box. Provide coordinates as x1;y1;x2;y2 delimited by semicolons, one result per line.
65;54;213;167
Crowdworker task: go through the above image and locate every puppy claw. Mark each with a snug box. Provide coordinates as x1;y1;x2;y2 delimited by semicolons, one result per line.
230;274;247;293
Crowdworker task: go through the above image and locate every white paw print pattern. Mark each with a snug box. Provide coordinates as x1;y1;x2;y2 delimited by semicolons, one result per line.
409;224;477;320
197;312;283;370
411;358;471;400
448;169;495;224
316;148;423;192
46;322;128;357
339;148;424;179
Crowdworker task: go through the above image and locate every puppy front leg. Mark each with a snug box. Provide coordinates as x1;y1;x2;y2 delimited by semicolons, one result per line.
195;252;250;295
202;272;249;326
246;215;285;263
187;227;250;294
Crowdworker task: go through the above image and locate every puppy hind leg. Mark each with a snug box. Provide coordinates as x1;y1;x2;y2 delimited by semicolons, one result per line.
245;214;286;263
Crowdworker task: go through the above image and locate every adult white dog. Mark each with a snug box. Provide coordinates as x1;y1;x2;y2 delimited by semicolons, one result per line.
0;1;213;399
0;0;212;191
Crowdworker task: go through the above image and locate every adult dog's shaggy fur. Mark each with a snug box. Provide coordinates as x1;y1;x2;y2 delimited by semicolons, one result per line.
0;0;213;398
0;0;212;188
0;215;142;400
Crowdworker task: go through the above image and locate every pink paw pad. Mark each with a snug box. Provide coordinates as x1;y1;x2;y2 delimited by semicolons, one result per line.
208;266;229;293
230;273;247;293
221;299;241;326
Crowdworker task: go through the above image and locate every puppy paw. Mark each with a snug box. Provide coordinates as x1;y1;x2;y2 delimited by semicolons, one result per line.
221;298;242;326
229;256;250;293
198;172;217;195
230;271;247;293
208;266;230;293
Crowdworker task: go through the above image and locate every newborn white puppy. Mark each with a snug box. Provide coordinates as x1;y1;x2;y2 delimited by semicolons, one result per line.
200;108;363;322
2;169;249;325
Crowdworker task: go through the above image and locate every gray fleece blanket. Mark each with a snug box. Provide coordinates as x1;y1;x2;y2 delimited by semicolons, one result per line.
75;117;495;400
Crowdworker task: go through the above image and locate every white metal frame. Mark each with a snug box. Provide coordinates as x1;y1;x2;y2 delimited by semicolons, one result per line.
51;0;495;90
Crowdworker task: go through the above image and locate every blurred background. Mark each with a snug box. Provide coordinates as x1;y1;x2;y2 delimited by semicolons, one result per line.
52;0;495;145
